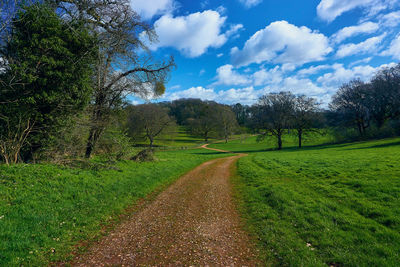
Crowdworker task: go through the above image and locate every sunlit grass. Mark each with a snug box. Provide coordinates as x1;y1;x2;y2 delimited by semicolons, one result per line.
209;130;336;153
136;126;243;149
0;148;231;266
216;137;400;266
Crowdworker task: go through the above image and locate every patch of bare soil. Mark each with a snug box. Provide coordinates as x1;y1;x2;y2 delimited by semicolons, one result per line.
68;147;260;266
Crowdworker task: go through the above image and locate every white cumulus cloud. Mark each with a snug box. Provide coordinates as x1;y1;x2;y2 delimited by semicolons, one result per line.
331;22;379;44
379;11;400;27
214;64;251;86
214;65;288;87
281;77;327;95
335;34;385;58
231;20;332;67
348;57;373;67
130;0;175;20
260;76;329;97
382;34;400;60
317;0;399;22
317;0;374;22
225;24;244;39
167;86;217;101
164;86;262;105
216;86;262;104
317;62;396;88
296;65;332;77
253;66;283;86
150;10;239;57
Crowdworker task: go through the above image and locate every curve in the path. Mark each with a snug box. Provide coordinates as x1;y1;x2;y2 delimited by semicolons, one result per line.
200;143;232;153
70;146;260;266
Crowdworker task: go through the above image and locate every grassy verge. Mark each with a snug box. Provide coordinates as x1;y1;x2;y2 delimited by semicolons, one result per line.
0;148;231;266
218;137;400;266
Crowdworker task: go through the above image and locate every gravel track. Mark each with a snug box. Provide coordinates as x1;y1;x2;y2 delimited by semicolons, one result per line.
69;146;260;266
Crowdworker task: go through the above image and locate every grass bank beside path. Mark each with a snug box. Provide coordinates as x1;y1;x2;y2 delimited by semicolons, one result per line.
0;148;233;266
214;137;400;266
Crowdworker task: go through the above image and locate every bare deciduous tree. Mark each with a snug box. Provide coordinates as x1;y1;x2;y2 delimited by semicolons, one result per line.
52;0;175;158
0;0;21;41
1;0;25;92
215;105;239;143
127;104;176;148
292;95;321;148
330;79;371;136
0;114;35;165
256;92;295;150
369;65;400;128
188;103;219;142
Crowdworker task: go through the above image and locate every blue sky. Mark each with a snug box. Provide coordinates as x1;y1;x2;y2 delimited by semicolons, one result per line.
129;0;400;106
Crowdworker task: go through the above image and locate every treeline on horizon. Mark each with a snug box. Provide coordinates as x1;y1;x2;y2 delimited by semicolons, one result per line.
1;1;400;165
227;62;400;149
163;63;400;150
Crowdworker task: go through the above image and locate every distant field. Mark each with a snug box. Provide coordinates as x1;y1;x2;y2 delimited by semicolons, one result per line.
0;148;232;266
135;126;243;149
150;127;206;148
212;137;400;266
209;131;336;152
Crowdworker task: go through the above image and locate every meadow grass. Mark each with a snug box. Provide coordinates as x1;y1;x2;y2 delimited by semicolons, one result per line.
209;131;336;153
213;136;400;266
134;126;210;148
136;126;243;149
0;148;231;266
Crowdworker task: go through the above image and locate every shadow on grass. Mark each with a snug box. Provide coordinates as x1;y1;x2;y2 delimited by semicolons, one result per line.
190;151;232;156
155;138;204;143
342;140;400;150
170;139;203;143
212;141;358;154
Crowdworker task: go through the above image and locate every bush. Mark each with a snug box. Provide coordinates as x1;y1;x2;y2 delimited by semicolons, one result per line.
96;129;135;160
131;149;155;162
332;122;400;143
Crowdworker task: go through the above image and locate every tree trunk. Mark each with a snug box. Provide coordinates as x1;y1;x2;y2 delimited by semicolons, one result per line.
298;129;302;148
84;65;109;159
277;133;282;150
204;131;209;142
362;121;369;136
357;122;363;136
149;137;153;148
85;127;102;158
85;129;95;159
376;116;385;129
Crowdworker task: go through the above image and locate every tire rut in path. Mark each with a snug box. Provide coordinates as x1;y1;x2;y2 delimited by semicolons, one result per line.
71;152;260;266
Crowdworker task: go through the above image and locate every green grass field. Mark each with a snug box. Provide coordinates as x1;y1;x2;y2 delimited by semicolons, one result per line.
211;136;400;266
134;126;210;149
135;126;243;149
2;130;399;266
0;148;231;266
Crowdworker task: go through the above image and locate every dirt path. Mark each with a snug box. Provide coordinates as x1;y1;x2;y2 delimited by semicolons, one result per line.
200;143;232;153
70;146;260;266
